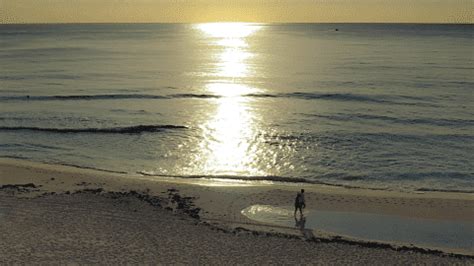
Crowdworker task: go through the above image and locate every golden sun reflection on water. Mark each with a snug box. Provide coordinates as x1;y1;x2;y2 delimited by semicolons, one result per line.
199;91;259;175
197;23;261;79
193;23;266;176
217;49;253;78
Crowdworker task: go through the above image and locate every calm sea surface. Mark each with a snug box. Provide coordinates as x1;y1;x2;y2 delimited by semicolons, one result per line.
0;23;472;192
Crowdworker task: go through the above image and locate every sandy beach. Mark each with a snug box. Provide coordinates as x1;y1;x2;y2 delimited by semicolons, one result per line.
1;158;473;264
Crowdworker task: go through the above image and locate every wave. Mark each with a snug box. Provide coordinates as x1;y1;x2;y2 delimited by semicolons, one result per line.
136;172;393;190
53;162;129;174
137;172;474;193
0;125;187;134
0;92;434;106
307;113;474;127
0;94;168;101
138;172;316;183
415;188;474;193
269;92;396;103
0;143;70;152
0;156;129;174
262;131;474;147
0;93;218;101
169;93;221;99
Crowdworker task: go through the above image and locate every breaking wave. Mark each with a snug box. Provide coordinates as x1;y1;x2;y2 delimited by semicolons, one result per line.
0;92;434;106
0;125;187;134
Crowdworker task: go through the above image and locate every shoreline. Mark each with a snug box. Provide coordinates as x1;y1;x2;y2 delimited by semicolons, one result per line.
4;156;474;195
1;158;473;262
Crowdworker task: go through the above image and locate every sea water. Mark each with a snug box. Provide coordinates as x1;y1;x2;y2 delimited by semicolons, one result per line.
241;204;473;252
0;23;472;192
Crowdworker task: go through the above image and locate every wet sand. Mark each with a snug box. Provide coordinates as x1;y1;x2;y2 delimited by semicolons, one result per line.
0;158;473;264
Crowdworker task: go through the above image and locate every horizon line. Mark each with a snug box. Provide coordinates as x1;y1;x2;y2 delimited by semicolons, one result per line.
1;21;473;25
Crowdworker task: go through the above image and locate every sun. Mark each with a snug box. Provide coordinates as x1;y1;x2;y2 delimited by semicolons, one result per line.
195;22;261;39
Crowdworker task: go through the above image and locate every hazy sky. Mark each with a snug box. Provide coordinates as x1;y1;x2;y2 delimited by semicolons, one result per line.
1;0;472;24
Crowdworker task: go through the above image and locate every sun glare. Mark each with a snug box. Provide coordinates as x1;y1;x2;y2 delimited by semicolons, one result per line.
195;23;261;80
196;22;261;39
190;22;266;176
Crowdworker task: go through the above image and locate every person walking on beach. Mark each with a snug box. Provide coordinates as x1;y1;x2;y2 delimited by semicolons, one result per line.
294;189;305;217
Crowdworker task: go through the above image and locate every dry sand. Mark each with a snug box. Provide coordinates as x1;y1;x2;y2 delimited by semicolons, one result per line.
1;158;473;264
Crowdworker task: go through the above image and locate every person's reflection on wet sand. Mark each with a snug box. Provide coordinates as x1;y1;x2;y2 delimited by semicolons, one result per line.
295;215;306;230
295;214;315;240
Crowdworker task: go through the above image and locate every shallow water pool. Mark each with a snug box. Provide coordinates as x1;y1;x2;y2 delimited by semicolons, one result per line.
241;205;473;252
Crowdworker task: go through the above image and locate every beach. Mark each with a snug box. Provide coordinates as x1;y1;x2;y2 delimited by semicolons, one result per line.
1;158;472;264
1;13;473;266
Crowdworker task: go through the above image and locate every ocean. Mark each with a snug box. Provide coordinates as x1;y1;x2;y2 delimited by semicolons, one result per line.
0;23;472;192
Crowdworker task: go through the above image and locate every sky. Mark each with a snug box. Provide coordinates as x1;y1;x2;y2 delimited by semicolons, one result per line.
1;0;472;24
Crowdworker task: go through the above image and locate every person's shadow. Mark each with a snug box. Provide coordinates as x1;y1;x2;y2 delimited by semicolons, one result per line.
295;214;315;240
